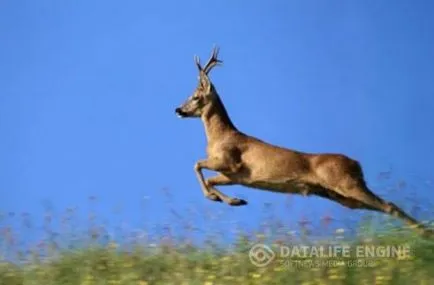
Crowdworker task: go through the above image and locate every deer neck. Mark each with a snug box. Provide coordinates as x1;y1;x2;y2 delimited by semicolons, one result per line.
201;95;237;144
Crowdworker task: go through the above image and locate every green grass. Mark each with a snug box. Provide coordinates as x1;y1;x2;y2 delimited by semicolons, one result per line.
1;227;434;285
1;215;433;285
1;185;433;284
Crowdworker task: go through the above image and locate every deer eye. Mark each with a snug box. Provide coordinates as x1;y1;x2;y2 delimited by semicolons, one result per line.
192;96;200;101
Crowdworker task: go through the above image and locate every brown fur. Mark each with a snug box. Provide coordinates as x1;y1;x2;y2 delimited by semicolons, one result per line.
175;46;433;238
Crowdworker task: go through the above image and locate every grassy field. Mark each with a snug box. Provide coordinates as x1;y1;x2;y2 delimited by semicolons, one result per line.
1;188;433;285
1;218;433;284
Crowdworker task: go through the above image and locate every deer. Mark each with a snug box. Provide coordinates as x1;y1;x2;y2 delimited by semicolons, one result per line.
174;46;433;238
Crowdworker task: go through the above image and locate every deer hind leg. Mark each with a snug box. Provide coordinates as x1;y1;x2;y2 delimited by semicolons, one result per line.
315;190;378;212
194;159;246;206
335;179;434;237
314;158;433;237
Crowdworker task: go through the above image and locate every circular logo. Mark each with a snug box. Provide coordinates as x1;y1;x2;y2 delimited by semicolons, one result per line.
249;243;276;267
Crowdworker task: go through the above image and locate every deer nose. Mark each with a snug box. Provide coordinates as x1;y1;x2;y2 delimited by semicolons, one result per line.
175;107;185;117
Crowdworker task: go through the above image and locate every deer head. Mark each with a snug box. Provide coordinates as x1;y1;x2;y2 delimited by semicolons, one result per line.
175;46;223;118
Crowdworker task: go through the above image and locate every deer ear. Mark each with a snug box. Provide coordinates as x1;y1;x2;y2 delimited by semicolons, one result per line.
199;72;211;90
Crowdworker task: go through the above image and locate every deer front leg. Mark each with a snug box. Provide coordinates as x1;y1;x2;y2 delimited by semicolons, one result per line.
206;174;247;206
194;159;246;206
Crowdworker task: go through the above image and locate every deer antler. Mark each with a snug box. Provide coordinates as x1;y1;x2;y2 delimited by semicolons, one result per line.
203;46;223;74
194;45;223;74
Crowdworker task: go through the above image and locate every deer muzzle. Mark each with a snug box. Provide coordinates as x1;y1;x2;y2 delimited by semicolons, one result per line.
175;107;188;118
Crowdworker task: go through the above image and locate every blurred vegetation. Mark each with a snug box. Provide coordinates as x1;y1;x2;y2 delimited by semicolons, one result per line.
1;213;433;284
1;175;433;284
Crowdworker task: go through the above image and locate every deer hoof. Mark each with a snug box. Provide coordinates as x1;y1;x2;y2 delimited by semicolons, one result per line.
206;193;223;202
228;198;248;206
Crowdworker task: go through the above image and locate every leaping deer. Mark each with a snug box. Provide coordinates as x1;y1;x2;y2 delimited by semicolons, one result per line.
175;46;433;238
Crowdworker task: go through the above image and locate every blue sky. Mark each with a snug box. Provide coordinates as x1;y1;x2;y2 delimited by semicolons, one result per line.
1;0;434;246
